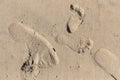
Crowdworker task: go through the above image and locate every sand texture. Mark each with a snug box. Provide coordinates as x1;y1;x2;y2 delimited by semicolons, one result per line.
0;0;120;80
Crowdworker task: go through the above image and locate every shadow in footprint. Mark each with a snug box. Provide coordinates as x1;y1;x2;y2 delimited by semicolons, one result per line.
66;24;72;33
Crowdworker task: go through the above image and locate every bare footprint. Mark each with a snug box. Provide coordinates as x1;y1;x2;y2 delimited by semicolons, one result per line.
67;4;85;33
94;48;120;80
8;23;59;80
55;34;93;54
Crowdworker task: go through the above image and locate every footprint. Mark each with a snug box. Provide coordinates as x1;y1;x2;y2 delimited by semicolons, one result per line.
67;15;83;33
93;48;120;80
55;34;93;54
8;23;59;80
67;4;85;33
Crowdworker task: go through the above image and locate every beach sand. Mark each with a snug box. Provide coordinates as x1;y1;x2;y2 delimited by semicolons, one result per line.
0;0;120;80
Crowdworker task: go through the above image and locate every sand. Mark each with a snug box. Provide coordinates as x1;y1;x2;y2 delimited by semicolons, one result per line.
0;0;120;80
